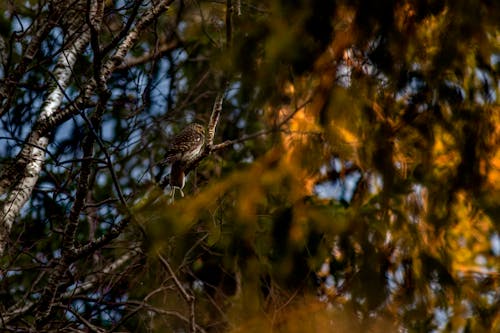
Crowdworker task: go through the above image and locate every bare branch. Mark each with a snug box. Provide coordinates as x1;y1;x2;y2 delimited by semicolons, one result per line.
0;20;91;257
33;0;174;136
0;5;57;117
2;2;175;328
115;40;180;70
86;0;106;93
61;0;105;252
226;0;233;49
0;0;174;257
206;91;225;148
157;252;193;303
119;301;208;333
62;247;141;298
178;97;310;179
2;247;140;325
157;252;198;333
211;99;311;151
100;0;142;56
236;0;241;16
59;304;106;333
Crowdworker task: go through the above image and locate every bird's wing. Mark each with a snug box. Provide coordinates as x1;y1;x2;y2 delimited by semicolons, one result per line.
159;124;204;166
159;129;191;165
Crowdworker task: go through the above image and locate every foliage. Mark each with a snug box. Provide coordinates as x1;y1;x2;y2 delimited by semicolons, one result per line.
0;0;499;332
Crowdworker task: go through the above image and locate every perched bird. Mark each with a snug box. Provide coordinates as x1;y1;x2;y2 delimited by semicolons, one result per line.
160;123;206;199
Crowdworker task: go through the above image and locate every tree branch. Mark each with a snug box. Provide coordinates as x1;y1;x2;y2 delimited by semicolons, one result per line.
178;98;310;178
115;40;180;70
206;90;225;147
226;0;233;49
1;249;140;325
2;1;175;327
0;0;174;258
119;301;208;333
63;246;141;298
0;18;91;257
33;0;174;137
213;98;311;150
157;252;198;333
0;4;58;117
59;303;106;333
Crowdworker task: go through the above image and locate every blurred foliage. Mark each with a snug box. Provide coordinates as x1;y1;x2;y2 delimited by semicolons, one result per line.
1;0;499;332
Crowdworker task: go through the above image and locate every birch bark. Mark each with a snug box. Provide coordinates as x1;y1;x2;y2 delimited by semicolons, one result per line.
0;11;92;257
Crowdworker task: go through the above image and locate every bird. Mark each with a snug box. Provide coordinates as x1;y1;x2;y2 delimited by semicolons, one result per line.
160;123;206;199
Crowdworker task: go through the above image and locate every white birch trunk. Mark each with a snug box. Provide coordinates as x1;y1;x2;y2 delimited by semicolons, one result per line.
0;30;91;256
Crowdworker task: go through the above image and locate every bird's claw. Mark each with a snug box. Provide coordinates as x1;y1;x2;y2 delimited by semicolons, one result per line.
168;186;185;203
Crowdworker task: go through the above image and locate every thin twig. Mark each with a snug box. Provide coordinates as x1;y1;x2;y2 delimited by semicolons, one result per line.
210;98;312;152
122;301;208;333
226;0;233;49
59;304;105;333
157;252;193;303
115;40;180;70
157;252;197;333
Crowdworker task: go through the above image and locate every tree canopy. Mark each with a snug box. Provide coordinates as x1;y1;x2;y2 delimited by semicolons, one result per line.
0;0;499;332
